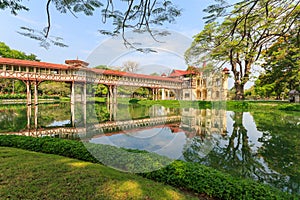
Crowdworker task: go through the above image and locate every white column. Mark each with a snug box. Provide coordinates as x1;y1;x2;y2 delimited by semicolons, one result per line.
26;81;31;105
70;82;75;105
161;88;165;100
34;81;38;105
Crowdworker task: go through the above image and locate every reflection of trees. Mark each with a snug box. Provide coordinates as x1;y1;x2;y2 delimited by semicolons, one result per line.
93;103;109;123
183;111;271;183
253;111;300;194
37;103;71;127
0;103;72;132
0;105;27;132
183;110;300;194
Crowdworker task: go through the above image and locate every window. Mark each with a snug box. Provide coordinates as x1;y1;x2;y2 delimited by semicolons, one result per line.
6;65;12;71
185;93;190;98
197;79;200;86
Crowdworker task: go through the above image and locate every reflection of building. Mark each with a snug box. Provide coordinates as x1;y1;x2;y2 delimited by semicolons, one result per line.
180;108;227;138
289;90;300;103
168;66;230;101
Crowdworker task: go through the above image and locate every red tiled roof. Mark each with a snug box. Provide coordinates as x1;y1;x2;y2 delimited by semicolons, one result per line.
0;57;182;83
91;68;183;83
0;57;71;70
168;69;194;77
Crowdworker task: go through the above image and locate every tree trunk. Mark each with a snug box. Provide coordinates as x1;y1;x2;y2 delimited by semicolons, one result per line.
235;82;245;100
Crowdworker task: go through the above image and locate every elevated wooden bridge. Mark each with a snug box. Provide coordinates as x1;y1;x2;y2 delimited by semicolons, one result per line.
0;58;183;105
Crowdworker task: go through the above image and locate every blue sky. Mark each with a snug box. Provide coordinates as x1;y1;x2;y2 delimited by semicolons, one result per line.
0;0;244;88
0;0;211;63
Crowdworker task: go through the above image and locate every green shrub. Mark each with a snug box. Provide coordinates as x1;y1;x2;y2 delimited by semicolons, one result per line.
0;93;26;99
40;95;60;100
278;104;300;111
129;98;140;104
0;135;298;200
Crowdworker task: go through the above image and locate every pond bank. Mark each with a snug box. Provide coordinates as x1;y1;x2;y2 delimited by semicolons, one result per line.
0;146;202;200
0;135;297;200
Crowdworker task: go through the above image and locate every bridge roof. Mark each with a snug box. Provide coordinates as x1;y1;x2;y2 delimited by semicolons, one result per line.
91;68;183;82
0;57;72;70
0;57;182;82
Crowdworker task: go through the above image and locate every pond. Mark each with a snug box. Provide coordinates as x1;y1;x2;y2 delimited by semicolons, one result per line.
0;102;299;194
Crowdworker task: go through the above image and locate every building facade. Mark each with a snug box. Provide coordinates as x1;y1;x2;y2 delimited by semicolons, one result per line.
168;67;230;101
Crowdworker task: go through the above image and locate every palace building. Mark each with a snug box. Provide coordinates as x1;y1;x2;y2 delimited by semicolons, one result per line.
168;66;230;101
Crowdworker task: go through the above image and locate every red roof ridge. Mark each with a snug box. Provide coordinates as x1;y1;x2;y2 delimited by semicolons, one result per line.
0;57;182;83
0;57;71;70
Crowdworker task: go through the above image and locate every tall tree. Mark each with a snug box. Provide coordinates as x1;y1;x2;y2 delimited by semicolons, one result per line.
254;32;300;99
0;0;181;49
122;60;139;73
185;0;300;100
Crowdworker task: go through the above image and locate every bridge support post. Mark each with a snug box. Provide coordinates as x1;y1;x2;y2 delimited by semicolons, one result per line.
83;82;86;105
70;81;75;105
152;88;155;100
71;103;75;127
113;85;117;105
26;81;31;105
34;105;38;129
27;105;31;129
34;81;38;105
167;89;170;100
161;88;165;100
83;83;87;126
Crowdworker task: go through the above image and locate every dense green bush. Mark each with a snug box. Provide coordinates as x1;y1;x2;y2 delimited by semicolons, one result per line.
0;93;26;99
278;104;300;111
0;135;298;200
0;94;60;100
40;95;60;100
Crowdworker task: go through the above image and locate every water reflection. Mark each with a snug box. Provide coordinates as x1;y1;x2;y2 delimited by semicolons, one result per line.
0;103;299;194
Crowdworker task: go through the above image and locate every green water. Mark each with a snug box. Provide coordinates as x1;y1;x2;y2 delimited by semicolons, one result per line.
0;102;299;194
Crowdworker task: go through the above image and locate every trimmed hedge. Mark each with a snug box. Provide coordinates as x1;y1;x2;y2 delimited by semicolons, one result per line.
0;135;298;200
0;93;26;99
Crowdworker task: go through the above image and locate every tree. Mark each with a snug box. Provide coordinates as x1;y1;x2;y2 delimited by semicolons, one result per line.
93;65;110;70
0;42;38;94
121;60;139;73
0;42;39;60
0;0;181;49
39;81;70;96
254;33;300;99
185;0;300;100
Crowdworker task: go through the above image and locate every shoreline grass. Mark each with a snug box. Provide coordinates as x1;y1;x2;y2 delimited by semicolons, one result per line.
0;135;297;200
0;147;200;200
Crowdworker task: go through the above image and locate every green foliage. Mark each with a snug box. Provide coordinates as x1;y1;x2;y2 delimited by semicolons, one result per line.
0;93;26;99
278;104;300;111
254;34;300;99
129;98;140;104
92;84;108;96
142;160;297;200
186;0;300;100
0;135;297;200
39;81;70;97
0;147;197;200
225;100;300;112
0;41;38;60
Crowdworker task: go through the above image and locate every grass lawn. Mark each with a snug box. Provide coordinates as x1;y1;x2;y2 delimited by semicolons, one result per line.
0;147;200;200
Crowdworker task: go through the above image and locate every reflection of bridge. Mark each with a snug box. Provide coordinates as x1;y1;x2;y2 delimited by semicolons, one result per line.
0;58;182;105
2;115;181;138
